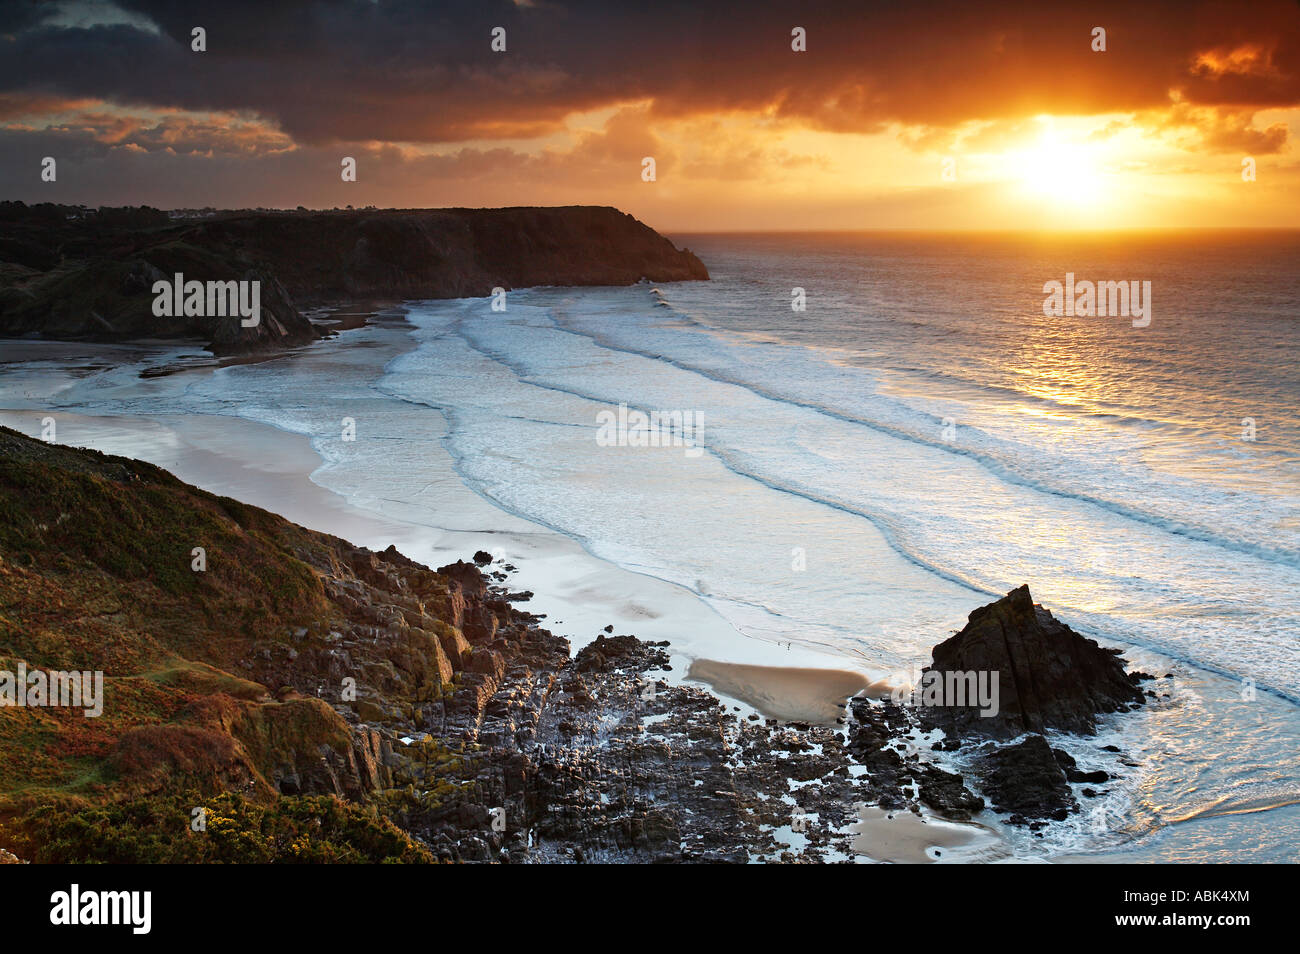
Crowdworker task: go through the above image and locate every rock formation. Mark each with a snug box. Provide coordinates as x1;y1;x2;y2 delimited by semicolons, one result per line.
919;584;1146;740
901;585;1151;826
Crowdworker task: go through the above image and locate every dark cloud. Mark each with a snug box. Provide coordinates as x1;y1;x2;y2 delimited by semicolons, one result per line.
1;0;1297;145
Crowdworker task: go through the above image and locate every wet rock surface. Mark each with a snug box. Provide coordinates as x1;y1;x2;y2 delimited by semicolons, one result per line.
920;584;1146;740
973;735;1077;825
243;560;1156;857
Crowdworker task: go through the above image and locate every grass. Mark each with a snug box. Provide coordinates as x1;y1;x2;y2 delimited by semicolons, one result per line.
0;426;487;862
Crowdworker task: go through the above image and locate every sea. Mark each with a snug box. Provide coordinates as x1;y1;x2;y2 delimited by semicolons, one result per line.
2;230;1297;862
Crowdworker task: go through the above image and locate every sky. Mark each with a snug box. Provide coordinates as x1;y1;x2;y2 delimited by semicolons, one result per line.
1;0;1298;230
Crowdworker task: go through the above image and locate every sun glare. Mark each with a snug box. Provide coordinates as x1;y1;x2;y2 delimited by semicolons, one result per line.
1016;131;1105;206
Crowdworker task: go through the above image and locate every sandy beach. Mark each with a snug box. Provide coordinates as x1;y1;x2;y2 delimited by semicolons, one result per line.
852;806;1009;863
688;658;878;724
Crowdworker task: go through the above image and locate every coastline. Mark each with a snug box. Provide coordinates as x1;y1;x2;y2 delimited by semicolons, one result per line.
0;403;917;735
0;404;1011;863
3;294;1296;863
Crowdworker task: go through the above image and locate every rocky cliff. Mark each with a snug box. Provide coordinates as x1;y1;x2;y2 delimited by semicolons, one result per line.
0;425;541;860
0;203;708;356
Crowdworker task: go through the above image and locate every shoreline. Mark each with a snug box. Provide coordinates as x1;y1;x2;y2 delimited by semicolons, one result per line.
0;404;885;722
3;314;1295;862
0;408;1009;863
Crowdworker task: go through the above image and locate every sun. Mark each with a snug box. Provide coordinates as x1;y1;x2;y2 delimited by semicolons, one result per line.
1015;131;1105;206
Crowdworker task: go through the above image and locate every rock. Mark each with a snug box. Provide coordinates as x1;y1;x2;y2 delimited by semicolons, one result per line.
975;734;1077;823
437;560;487;599
919;584;1145;740
918;767;985;819
1052;747;1110;784
468;648;506;683
574;634;663;674
438;627;473;669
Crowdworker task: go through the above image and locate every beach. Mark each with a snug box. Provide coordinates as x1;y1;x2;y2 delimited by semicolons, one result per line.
0;401;1013;863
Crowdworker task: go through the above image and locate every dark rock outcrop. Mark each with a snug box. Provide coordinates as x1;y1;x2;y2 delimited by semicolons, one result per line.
846;697;986;819
900;585;1150;825
974;735;1077;824
919;584;1145;740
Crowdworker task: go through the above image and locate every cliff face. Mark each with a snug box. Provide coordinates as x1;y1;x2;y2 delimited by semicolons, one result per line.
0;204;708;355
0;426;540;861
181;206;709;301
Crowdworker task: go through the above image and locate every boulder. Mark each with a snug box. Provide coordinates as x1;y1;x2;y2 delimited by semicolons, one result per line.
919;584;1144;740
975;734;1077;823
437;559;487;599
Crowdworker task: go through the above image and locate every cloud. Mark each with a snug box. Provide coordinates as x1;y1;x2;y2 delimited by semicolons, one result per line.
1;0;1296;148
3;1;1297;226
1158;104;1290;155
0;92;97;120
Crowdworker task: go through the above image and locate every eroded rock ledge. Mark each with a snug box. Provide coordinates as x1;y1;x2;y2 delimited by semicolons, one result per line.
280;571;1157;860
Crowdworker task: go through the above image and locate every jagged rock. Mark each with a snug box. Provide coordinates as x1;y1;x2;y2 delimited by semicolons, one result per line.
468;648;506;682
1053;748;1109;784
574;634;661;674
847;699;984;818
438;627;473;670
437;559;487;598
918;767;985;819
919;584;1145;740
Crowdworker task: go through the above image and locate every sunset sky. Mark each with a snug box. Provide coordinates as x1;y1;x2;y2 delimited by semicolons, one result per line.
2;0;1298;230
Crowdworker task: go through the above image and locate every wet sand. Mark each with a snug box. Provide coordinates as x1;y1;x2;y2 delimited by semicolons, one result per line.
852;806;1008;863
688;658;880;724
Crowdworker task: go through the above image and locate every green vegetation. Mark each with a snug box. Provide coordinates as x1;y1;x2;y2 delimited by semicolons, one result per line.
4;790;433;863
0;427;477;862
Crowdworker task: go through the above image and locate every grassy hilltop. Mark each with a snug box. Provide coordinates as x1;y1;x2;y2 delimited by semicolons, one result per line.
0;426;522;862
